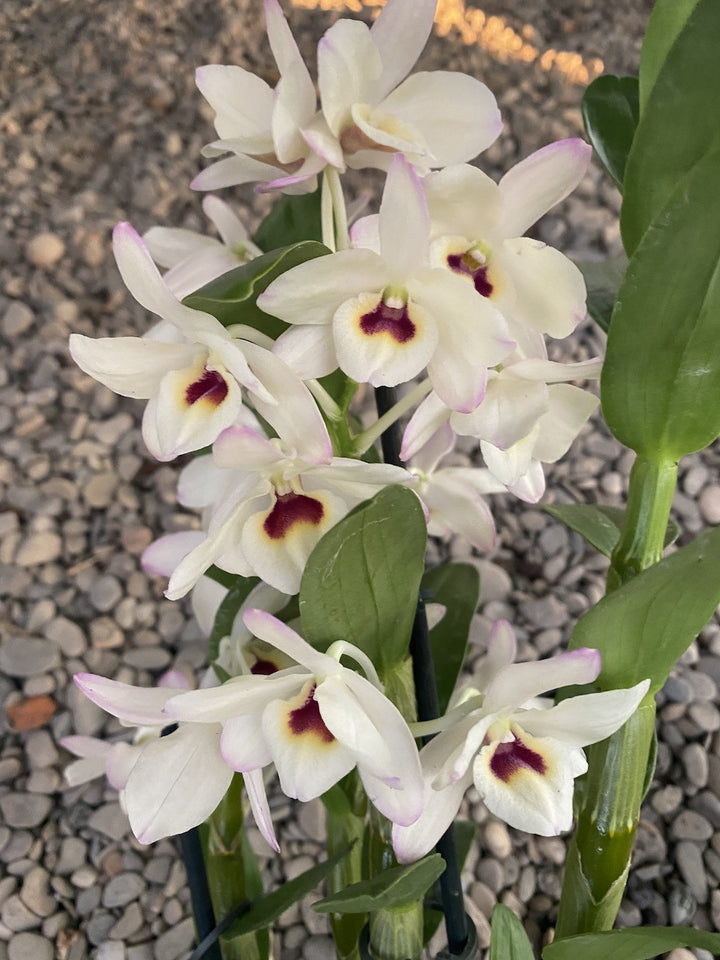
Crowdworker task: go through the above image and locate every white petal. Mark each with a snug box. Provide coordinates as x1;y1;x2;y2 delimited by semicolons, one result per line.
507;357;603;383
484;648;602;714
203;194;251;247
220;713;273;770
124;724;233;843
401;392;451;462
244;768;280;852
392;770;472;864
498;139;592;238
177;454;227;509
474;728;585;835
143;226;217;268
318;19;381;136
480;434;536;489
63;755;109;787
141;531;205;578
112;223;221;338
520;680;650;747
69;334;199;399
349;214;381;254
162;247;242;301
106;742;144;791
473;619;517;692
531;384;599;464
381;72;502;166
257;248;388;327
378;154;430;280
507;461;546;503
272;325;338;380
315;675;394;779
262;681;356;801
73;674;177;726
493;238;587;339
304;459;413;505
409;421;455;474
243;610;336;676
421;470;497;552
425;164;502;241
195;64;274;142
191;155;287;192
213;424;284;472
192;577;230;637
164;673;305;722
454;377;548;449
370;0;436;100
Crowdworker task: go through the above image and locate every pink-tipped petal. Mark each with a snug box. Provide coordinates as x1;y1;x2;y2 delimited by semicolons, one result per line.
370;0;437;100
484;648;602;715
379;154;430;280
73;674;178;726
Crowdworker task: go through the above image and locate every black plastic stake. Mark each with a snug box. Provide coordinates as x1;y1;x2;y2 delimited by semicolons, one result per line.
374;387;469;956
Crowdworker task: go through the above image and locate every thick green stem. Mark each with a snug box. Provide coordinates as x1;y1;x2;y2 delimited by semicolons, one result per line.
205;775;267;960
557;454;677;937
608;456;677;589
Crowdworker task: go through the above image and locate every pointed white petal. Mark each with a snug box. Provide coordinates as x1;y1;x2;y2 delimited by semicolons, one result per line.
318;19;382;136
301;114;345;170
177;454;228;509
69;334;199;399
73;674;177;726
379;154;430;280
195;64;274;142
370;0;436;100
425;164;502;241
498;139;592;237
454;377;548;449
507;357;603;383
220;713;273;770
272;325;338;380
143;226;217;268
531;384;599;463
243;610;335;676
124;724;233;843
164;673;305;722
191;155;287;192
350;214;381;254
141;531;205;578
162;247;242;301
213;424;284;472
474;728;586;835
392;770;472;864
520;680;650;747
304;459;412;505
507;460;546;503
480;434;535;489
401;392;451;462
244;768;280;852
202;194;251;247
421;470;497;552
106;742;143;791
484;648;602;714
410;421;455;474
265;0;316;122
262;681;356;801
474;619;517;692
381;72;502;166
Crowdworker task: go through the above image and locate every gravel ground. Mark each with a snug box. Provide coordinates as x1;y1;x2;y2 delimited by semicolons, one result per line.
3;1;720;959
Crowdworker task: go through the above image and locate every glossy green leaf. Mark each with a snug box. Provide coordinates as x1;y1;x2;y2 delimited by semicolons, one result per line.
489;904;535;960
581;76;639;190
639;0;702;113
422;564;480;714
602;146;720;461
184;240;330;339
299;486;427;667
575;256;628;332
544;926;720;960
253;188;323;251
224;846;352;938
207;575;259;661
313;855;445;914
621;0;720;254
543;503;679;559
570;525;720;693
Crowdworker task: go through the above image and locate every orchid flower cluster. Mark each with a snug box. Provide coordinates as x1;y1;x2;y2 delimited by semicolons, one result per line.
63;0;653;951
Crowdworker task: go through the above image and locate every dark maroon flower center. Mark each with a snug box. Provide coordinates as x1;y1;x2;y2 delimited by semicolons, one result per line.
489;735;546;783
250;658;278;676
447;251;493;298
359;301;416;344
263;492;324;540
288;685;334;743
185;368;229;407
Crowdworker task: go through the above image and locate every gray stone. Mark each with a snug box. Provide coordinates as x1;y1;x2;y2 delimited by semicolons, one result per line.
0;793;52;829
520;595;568;628
483;821;512;859
301;936;335;960
25;730;59;769
102;873;146;908
15;532;62;567
671;810;714;842
19;867;56;918
55;838;87;875
3;301;35;337
109;902;144;940
87;911;116;946
8;932;54;960
26;233;65;267
699;486;720;524
477;858;504;894
89;576;124;613
1;895;41;932
153;917;195;960
668;884;697;925
0;637;60;678
675;841;708;904
88;804;129;841
97;943;126;960
44;617;87;657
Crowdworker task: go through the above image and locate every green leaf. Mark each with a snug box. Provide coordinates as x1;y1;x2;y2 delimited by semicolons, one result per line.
224;846;352;938
299;486;427;667
621;0;720;254
184;241;330;339
422;563;480;714
602;146;720;461
543;926;720;960
313;855;445;914
543;503;678;559
253;189;323;251
574;256;627;333
489;904;535;960
581;76;639;190
207;575;260;661
639;0;702;113
570;525;720;693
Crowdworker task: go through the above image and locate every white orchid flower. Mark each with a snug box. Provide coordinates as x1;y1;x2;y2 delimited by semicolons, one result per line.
163;374;414;598
192;0;334;195
70;671;278;851
143;195;262;300
392;620;650;863
260;154;514;412
316;0;501;174
69;223;286;461
422;140;591;346
407;420;505;552
402;351;602;502
163;610;425;826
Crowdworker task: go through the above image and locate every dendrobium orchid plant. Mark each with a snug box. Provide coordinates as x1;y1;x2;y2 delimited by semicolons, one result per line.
63;0;720;957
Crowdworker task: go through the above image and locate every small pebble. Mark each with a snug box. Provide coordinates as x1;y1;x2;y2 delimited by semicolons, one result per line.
8;932;54;960
26;233;65;268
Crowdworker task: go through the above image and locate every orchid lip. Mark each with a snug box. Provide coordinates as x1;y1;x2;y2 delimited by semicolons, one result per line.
288;685;335;744
447;250;494;297
263;491;325;540
185;368;229;407
359;298;416;344
489;732;547;784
